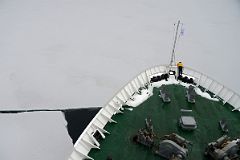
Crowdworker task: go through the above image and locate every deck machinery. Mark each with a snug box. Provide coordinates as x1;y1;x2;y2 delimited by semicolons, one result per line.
205;135;240;160
133;118;191;160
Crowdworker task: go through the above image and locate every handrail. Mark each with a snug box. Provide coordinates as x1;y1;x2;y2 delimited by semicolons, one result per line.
68;65;240;160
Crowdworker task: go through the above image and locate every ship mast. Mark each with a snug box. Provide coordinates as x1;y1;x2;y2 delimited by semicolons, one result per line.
169;20;181;67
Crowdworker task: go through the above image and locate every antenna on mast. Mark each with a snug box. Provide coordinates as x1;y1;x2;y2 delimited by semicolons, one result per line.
169;20;182;67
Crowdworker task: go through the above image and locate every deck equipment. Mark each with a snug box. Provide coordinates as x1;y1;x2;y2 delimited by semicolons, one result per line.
159;85;171;103
186;85;196;103
205;135;240;160
179;109;197;130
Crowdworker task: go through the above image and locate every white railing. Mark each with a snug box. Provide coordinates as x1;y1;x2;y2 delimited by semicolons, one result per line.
183;66;240;110
68;65;240;160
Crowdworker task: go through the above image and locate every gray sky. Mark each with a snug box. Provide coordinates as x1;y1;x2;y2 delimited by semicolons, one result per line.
0;0;240;159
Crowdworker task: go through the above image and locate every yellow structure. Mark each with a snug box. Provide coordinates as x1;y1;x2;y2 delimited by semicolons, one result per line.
177;62;183;67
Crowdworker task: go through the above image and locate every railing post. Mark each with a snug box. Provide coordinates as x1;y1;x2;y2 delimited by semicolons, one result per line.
223;92;234;105
204;79;214;92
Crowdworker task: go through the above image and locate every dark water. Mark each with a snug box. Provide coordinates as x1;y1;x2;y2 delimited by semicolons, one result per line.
0;107;101;144
62;107;101;144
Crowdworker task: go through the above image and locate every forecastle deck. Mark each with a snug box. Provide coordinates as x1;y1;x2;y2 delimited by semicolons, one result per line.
89;84;240;160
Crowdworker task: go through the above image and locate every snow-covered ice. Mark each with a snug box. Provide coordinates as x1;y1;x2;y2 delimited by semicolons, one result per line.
0;0;239;109
0;112;72;160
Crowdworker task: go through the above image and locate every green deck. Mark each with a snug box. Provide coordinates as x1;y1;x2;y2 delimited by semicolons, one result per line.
89;84;240;159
